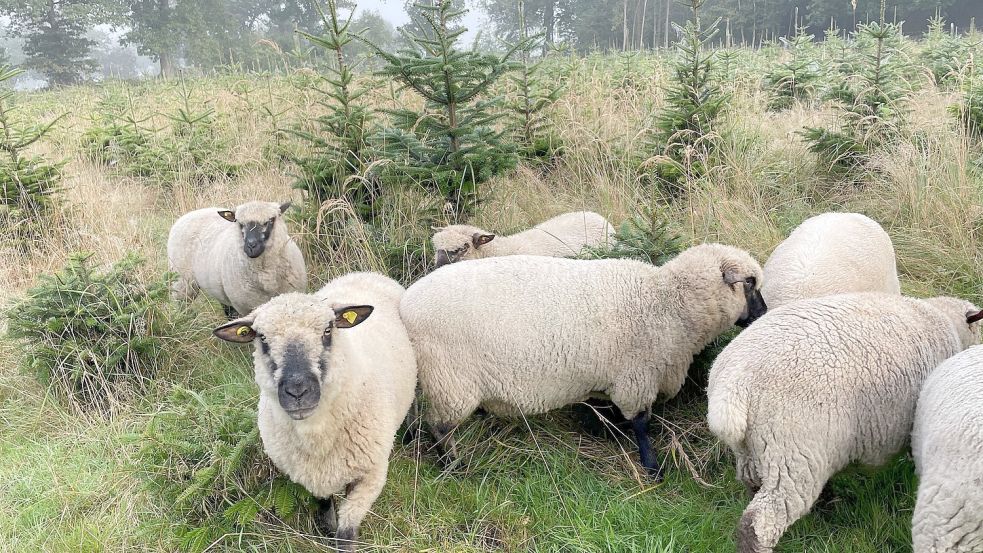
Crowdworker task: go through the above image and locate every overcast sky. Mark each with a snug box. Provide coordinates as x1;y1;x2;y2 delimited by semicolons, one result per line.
354;0;487;41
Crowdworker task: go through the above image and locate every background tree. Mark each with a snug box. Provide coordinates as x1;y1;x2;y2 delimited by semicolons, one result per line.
345;10;396;66
371;0;524;217
0;0;108;86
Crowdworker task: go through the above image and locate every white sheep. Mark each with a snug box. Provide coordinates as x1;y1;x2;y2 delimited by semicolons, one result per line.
431;210;615;267
911;341;983;553
400;243;767;477
167;201;307;316
213;272;416;552
761;212;901;309
707;292;983;553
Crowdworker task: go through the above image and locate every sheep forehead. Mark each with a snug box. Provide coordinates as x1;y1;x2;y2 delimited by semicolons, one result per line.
432;224;485;250
700;243;764;281
235;201;281;224
251;293;333;337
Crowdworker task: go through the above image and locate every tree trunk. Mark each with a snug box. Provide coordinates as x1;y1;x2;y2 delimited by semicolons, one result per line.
664;0;670;48
543;0;555;56
159;51;175;78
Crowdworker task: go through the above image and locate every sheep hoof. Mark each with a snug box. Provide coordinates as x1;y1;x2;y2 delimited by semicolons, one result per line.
645;464;664;482
737;509;766;553
314;497;338;538
335;527;357;552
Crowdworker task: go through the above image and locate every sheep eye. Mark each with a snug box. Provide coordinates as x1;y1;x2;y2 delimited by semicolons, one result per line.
745;277;756;287
322;326;332;347
257;334;270;355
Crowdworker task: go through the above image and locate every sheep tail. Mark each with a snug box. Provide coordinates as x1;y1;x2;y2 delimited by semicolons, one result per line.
708;383;750;451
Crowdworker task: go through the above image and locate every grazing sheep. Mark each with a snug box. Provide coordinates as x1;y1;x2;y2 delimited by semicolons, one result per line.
911;342;983;553
762;212;900;309
168;201;307;316
213;272;416;552
401;243;767;477
431;210;615;268
707;292;983;553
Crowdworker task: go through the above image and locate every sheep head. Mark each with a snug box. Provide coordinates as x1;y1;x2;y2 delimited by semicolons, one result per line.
213;293;374;420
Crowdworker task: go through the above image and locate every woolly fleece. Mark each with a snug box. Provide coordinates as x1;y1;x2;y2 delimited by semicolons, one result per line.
167;201;307;314
707;292;982;553
911;345;983;553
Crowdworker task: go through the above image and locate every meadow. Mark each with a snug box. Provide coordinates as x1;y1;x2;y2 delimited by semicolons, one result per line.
1;17;982;552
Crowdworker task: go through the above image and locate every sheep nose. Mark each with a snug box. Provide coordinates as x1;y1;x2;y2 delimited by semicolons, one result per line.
284;382;309;400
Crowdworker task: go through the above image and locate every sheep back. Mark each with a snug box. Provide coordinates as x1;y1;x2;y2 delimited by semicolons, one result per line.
762;212;900;309
403;243;762;425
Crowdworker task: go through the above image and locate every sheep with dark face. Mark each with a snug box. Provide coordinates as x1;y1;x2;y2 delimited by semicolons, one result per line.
167;201;307;316
431;210;615;268
401;243;767;478
214;272;416;553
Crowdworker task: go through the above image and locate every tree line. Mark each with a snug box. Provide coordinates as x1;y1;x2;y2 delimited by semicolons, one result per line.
0;0;980;87
483;0;980;52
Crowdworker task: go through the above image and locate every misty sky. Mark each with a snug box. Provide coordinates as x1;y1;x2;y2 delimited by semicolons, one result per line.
355;0;487;40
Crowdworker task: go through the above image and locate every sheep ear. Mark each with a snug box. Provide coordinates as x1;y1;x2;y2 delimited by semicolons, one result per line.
214;319;256;343
334;305;374;329
472;233;495;247
721;263;745;285
218;210;236;222
967;310;983;324
279;202;292;215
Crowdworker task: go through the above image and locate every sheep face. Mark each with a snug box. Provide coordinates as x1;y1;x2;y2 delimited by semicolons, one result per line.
221;201;291;259
718;251;768;328
212;294;373;420
923;296;983;349
432;224;495;268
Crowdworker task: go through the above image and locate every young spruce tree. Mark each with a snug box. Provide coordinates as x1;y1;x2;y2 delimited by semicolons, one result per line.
801;20;908;177
763;27;821;111
290;0;378;221
368;0;522;218
0;65;63;243
647;0;728;195
508;0;563;161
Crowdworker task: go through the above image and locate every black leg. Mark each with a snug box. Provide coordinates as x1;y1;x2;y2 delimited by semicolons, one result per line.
222;303;239;320
313;496;338;537
335;527;357;552
630;411;662;480
430;422;460;470
401;396;422;445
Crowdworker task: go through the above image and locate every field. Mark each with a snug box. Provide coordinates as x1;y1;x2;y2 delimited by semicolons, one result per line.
1;24;982;553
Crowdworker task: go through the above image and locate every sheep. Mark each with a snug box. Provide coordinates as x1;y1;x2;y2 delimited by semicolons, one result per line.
167;201;307;317
910;341;983;553
707;292;983;553
761;212;901;309
431;210;615;268
213;272;416;552
400;243;768;478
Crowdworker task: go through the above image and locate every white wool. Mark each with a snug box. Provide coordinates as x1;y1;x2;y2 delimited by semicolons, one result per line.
762;212;900;309
707;292;981;552
911;345;983;553
238;272;415;548
431;210;615;264
401;244;764;466
167;201;307;314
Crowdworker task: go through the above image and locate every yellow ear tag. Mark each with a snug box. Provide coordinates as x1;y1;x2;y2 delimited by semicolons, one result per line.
342;311;358;325
236;326;251;336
